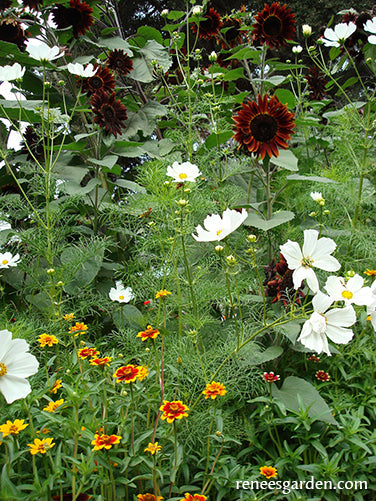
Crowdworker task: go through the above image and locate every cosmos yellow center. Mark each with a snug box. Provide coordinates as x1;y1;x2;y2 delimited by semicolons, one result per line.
301;256;314;268
342;290;353;300
119;295;124;300
0;362;8;376
2;259;8;265
179;173;187;179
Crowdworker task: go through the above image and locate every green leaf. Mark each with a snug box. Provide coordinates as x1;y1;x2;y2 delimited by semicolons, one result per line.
270;149;299;171
204;130;233;148
120;101;168;139
245;210;295;231
167;10;185;20
87;155;119;169
96;37;133;56
130;40;172;83
225;47;261;63
272;376;338;424
239;345;283;366
286;174;337;183
113;305;145;330
274;89;296;109
116;179;147;194
137;26;164;45
60;240;105;295
222;67;245;81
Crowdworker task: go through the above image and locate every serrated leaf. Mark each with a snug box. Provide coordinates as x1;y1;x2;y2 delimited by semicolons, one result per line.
272;376;338;424
245;210;295;231
121;101;168;138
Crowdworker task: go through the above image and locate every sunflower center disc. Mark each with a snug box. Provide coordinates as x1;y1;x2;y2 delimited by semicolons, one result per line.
263;15;282;36
0;23;20;42
66;7;82;25
250;113;278;142
0;362;8;377
90;76;104;89
102;105;116;121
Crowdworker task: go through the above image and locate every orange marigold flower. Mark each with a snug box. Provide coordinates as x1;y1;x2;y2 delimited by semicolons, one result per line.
90;356;112;367
38;333;59;347
160;400;189;423
63;313;75;321
43;399;65;413
78;347;100;359
202;381;226;399
113;365;139;383
155;289;171;299
0;419;28;438
50;379;63;394
137;494;164;501
180;494;207;501
365;269;376;276
137;365;149;381
260;465;278;479
91;433;121;451
69;322;88;336
137;325;160;341
144;442;162;455
28;437;55;455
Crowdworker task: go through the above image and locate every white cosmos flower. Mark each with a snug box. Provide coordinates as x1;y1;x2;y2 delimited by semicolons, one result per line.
0;63;25;82
367;281;376;331
324;274;373;306
166;161;202;183
109;281;134;303
280;229;341;293
298;291;356;356
67;62;97;77
0;329;39;404
0;221;11;232
310;191;325;204
364;18;376;44
26;40;63;62
322;22;356;47
0;252;20;268
192;208;248;242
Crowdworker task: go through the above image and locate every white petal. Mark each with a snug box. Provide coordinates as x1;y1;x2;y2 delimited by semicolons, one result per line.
298;327;330;355
364;18;376;34
0;375;32;404
280;240;302;270
323;27;337;41
347;274;364;291
7;352;39;378
324;275;344;300
3;338;29;364
352;287;373;306
302;229;319;257
368;35;376;44
326;305;356;328
325;324;354;345
312;291;333;313
292;266;308;290
0;329;13;361
314;254;341;272
305;267;319;293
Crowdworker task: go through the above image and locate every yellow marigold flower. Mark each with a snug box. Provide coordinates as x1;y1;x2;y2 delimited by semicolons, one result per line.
137;366;149;381
0;419;28;438
43;399;65;413
69;322;88;336
365;269;376;276
91;433;121;451
36;428;50;435
179;495;207;501
38;333;59;347
28;437;55;455
89;356;112;367
137;495;164;501
260;465;278;479
202;381;226;400
50;379;63;394
78;347;100;359
113;365;139;383
137;325;160;341
160;400;189;423
63;313;75;321
144;442;162;455
155;289;172;299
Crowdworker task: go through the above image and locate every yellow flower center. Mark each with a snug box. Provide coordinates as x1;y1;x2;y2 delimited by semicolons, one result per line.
216;229;223;236
301;256;314;268
341;290;353;300
9;424;19;434
2;259;8;265
179;172;187;179
119;295;124;300
170;403;179;411
0;362;8;376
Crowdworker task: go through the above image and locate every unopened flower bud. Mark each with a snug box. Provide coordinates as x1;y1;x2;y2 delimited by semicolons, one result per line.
58;80;65;86
177;199;188;207
150;59;158;66
345;270;356;278
226;255;237;265
292;45;303;54
302;24;312;37
192;5;203;16
215;430;222;437
209;51;218;62
309;211;317;217
47;268;55;275
80;340;86;346
145;347;150;352
177;356;182;364
121;389;127;396
184;188;191;194
215;245;224;253
44;81;52;89
247;234;257;243
323;209;330;215
161;8;169;17
118;353;123;358
57;281;64;286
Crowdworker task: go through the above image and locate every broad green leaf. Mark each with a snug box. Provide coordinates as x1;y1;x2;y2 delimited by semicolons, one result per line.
222;67;245;81
238;345;283;366
274;88;296;109
137;26;164;45
272;376;338;425
286;174;337;183
87;155;119;169
323;102;366;120
270;149;299;171
167;10;185;20
121;101;168;139
113;305;145;330
96;37;133;56
225;47;261;63
245;210;295;231
204;130;233;148
130;40;172;83
116;179;147;194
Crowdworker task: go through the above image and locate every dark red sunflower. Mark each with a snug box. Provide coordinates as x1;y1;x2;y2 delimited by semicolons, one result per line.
52;0;93;38
263;253;304;310
191;7;222;40
22;0;43;9
306;66;328;101
21;126;45;161
233;93;295;159
218;16;246;49
91;91;128;138
0;17;28;49
252;2;296;50
0;1;12;11
106;49;133;76
80;64;115;96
